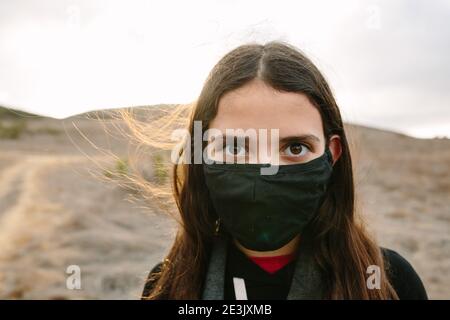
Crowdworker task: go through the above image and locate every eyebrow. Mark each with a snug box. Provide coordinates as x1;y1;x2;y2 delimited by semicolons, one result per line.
279;134;321;144
208;134;321;144
209;135;252;145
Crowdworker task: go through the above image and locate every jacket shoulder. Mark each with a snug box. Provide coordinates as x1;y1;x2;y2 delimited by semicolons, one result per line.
141;262;164;299
381;247;428;300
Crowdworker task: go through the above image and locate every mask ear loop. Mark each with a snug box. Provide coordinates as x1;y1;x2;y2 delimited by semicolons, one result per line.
325;147;333;165
324;135;334;165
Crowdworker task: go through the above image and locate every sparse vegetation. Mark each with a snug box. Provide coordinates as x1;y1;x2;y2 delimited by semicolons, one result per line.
104;154;169;186
104;158;129;178
33;127;62;136
0;106;39;119
152;153;168;184
0;106;63;139
0;120;27;139
116;158;129;176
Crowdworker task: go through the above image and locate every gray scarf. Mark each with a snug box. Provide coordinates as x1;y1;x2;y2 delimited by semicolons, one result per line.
201;236;325;300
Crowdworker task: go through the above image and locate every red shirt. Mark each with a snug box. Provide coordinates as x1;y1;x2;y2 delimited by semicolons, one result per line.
248;253;297;274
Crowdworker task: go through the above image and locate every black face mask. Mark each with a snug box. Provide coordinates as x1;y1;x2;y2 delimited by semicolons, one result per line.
203;148;334;251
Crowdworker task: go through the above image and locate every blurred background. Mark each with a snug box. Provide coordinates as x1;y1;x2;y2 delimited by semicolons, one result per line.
0;0;449;299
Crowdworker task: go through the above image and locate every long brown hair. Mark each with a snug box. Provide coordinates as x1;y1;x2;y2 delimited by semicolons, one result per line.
138;41;398;299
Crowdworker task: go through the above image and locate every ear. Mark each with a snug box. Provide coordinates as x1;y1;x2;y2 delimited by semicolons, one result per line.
328;134;342;166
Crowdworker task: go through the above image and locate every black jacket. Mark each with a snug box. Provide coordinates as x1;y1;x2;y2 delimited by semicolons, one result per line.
142;247;428;300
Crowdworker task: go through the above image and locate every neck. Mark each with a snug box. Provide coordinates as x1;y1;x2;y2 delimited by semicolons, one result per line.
233;234;301;257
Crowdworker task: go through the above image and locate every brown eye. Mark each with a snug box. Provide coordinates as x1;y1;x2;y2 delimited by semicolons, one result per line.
284;143;309;157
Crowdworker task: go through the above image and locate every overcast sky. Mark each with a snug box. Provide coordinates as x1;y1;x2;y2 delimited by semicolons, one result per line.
0;0;449;138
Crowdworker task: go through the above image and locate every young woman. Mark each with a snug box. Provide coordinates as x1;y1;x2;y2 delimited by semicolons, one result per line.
140;41;427;300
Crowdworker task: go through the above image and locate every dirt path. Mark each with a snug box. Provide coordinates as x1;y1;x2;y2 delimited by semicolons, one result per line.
0;150;176;299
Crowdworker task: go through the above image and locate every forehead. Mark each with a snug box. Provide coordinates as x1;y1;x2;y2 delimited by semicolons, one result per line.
210;79;324;138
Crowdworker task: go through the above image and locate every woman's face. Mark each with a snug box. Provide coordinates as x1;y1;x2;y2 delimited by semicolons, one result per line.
208;79;341;165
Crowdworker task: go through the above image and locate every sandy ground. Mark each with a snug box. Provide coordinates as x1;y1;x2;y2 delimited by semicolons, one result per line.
0;114;448;299
347;125;450;299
